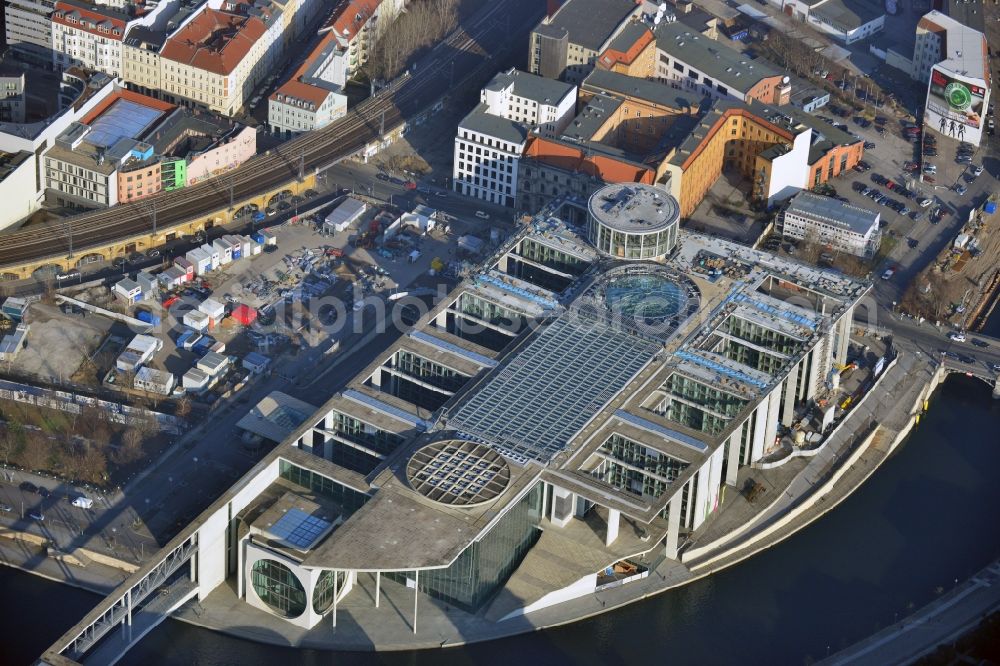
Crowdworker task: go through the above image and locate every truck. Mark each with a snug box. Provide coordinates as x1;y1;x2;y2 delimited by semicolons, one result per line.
135;309;161;326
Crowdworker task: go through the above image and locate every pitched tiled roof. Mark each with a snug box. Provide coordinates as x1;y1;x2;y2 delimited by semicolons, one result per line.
321;0;382;41
523;136;655;183
270;32;341;106
161;8;267;76
52;0;128;40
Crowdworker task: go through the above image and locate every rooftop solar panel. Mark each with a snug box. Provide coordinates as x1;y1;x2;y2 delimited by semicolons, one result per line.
269;508;332;550
449;314;660;464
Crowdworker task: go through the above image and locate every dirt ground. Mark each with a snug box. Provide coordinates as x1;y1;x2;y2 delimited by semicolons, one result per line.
901;203;1000;326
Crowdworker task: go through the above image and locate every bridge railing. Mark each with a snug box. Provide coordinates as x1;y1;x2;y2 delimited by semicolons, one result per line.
47;533;197;663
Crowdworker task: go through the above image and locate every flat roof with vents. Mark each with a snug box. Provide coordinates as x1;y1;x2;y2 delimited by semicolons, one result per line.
588;182;680;233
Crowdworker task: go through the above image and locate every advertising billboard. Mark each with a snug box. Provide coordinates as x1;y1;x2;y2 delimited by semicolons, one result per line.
925;66;987;141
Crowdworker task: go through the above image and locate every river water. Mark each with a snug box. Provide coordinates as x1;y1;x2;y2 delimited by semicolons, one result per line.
3;313;1000;665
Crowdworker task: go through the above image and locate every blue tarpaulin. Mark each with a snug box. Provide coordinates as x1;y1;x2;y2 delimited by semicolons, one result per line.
984;202;997;214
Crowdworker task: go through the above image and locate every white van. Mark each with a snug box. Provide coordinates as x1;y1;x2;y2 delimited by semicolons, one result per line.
72;496;94;509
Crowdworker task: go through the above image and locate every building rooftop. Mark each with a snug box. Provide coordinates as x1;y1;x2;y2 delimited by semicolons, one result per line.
944;0;985;33
810;0;884;33
599;21;654;68
250;491;338;553
588;182;680;233
784;191;879;236
52;0;129;39
583;68;702;111
654;21;786;92
447;312;662;465
237;391;318;443
321;0;382;42
917;10;988;81
485;68;576;106
539;0;640;51
459;104;529;145
560;92;623;141
161;8;270;76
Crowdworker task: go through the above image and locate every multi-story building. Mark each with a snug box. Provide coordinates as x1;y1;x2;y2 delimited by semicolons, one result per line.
268;31;348;137
518;70;861;219
911;10;990;146
42;86;255;208
664;99;863;217
452;70;577;207
0;68;117;230
5;0;57;65
159;8;271;115
595;21;656;79
529;0;643;84
452;107;527;208
50;0;130;75
653;20;791;106
0;73;27;124
313;0;404;82
154;194;870;635
778;191;881;257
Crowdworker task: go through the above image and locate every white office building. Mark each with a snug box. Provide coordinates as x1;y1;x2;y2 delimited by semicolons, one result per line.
452;70;576;208
779;191;881;258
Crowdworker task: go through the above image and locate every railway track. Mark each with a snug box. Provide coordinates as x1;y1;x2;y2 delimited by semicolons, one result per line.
0;0;523;273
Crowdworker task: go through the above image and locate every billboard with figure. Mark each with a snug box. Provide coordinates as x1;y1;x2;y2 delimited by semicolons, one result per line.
925;65;988;145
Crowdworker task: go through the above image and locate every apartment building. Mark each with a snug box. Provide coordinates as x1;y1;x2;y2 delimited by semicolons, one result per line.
0;73;27;124
318;0;404;81
268;31;348;136
529;0;642;84
50;0;129;75
595;21;656;79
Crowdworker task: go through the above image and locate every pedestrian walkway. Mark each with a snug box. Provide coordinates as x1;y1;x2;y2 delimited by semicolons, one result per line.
821;559;1000;666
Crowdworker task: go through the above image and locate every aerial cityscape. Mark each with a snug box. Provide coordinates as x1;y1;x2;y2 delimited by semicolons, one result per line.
0;0;998;663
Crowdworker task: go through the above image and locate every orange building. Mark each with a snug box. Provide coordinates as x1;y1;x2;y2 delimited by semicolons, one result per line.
595;22;656;79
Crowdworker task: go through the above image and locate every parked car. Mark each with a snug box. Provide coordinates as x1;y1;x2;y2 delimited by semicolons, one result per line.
29;511;44;521
971;164;984;177
71;496;94;509
475;210;490;220
954;183;968;196
971;339;989;348
918;197;933;207
881;267;895;280
375;172;389;182
948;331;967;342
19;481;38;493
864;141;876;150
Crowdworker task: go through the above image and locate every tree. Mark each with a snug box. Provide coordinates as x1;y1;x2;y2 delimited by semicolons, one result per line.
115;428;144;465
175;397;192;421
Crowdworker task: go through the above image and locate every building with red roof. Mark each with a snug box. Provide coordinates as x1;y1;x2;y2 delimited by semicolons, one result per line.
268;31;348;137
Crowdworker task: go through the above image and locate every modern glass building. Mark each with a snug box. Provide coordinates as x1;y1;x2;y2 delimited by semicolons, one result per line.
587;183;680;260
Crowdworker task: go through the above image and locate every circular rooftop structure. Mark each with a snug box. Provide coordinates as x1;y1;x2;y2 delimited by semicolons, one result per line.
587;264;700;335
406;440;511;507
587;183;680;260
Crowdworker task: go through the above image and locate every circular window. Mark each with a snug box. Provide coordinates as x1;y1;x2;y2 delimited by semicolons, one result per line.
250;559;306;618
313;570;347;614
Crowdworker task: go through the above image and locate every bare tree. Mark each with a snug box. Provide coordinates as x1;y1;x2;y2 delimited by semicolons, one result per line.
365;0;460;82
175;397;192;421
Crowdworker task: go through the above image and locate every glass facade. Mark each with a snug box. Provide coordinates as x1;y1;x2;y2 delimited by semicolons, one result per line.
654;374;748;435
316;411;405;475
517;238;588;276
388;483;543;612
250;559;306;618
595;433;689;498
589;220;677;260
393;351;469;393
312;570;348;614
720;316;800;375
278;459;370;517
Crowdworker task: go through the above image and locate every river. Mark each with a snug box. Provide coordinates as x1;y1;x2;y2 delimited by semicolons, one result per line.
3;366;999;666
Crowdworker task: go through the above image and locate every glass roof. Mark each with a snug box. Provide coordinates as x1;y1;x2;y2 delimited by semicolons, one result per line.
86;99;164;149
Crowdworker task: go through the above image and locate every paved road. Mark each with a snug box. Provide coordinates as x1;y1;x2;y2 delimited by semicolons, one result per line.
821;559;1000;666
